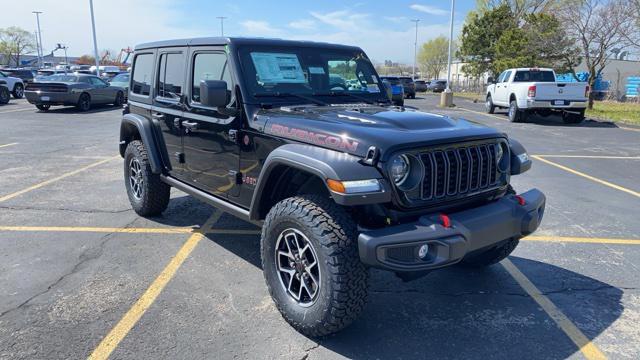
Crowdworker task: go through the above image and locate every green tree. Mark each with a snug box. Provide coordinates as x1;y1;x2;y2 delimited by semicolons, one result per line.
417;36;451;79
457;4;516;77
0;27;36;66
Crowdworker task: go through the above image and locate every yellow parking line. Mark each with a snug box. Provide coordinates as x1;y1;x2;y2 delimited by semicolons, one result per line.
619;126;640;133
0;226;193;234
532;155;640;198
87;210;222;360
532;155;640;160
0;155;120;203
502;258;607;360
0;142;18;148
524;235;640;245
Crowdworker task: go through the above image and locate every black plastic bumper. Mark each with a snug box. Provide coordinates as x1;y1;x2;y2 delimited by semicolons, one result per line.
358;189;545;272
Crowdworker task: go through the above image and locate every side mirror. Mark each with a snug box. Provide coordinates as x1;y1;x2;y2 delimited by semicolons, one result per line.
487;77;495;84
200;80;229;107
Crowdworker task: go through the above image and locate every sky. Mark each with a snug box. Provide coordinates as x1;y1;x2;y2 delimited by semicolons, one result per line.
3;0;476;64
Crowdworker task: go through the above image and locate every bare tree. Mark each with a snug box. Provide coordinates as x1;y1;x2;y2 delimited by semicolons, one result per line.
557;0;639;108
0;27;36;66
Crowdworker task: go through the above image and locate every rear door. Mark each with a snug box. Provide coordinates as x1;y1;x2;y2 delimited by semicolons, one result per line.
181;47;241;198
152;48;187;176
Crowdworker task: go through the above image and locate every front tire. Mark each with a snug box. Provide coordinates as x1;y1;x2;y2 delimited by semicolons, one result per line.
261;195;369;337
0;87;9;104
460;238;520;267
76;93;91;112
124;140;170;216
113;91;124;106
36;104;51;111
12;83;24;99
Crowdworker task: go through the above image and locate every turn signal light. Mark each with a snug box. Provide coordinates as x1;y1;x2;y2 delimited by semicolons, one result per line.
527;85;536;98
327;179;346;193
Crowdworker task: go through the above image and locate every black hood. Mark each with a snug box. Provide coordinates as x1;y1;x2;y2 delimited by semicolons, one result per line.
260;105;505;160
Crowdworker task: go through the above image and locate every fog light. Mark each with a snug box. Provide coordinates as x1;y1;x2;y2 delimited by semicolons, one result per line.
418;244;430;259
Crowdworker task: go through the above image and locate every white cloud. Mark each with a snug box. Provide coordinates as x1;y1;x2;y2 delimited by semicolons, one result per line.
410;4;449;16
309;10;370;31
288;19;316;30
239;20;283;37
383;16;408;23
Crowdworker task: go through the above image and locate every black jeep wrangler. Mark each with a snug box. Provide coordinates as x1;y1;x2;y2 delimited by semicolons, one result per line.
120;37;545;336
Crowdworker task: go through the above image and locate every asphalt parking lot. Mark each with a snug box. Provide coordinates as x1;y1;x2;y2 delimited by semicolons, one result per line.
1;95;639;360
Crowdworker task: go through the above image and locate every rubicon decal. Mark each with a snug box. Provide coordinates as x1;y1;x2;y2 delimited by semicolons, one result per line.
268;124;359;152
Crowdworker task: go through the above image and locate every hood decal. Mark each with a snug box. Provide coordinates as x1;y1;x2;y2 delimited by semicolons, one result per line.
268;123;359;152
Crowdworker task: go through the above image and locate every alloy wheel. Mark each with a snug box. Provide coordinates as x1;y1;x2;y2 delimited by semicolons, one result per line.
275;228;321;307
129;157;144;200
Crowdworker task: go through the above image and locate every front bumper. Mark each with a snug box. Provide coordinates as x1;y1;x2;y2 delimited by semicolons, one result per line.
25;91;76;105
358;189;545;272
526;99;587;110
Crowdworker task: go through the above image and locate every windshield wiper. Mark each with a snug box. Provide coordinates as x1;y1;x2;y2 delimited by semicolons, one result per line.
314;91;389;106
254;92;328;106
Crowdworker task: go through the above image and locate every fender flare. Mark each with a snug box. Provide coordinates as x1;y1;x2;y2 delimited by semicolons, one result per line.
249;143;389;220
119;113;164;174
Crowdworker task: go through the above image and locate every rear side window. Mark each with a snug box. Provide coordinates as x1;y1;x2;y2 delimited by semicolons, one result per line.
131;53;153;96
158;53;184;99
513;70;555;82
191;52;232;104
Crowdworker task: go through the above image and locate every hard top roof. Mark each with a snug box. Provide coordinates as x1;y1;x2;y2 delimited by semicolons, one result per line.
134;37;363;52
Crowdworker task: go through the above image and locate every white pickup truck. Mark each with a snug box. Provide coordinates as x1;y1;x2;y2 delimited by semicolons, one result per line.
485;68;589;124
0;71;25;99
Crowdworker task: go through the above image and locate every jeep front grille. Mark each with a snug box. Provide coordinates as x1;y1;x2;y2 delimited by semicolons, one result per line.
419;142;503;201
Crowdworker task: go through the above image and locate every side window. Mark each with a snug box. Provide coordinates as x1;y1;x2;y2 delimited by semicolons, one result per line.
131;53;153;96
501;71;512;83
90;77;107;86
191;52;233;105
157;53;184;99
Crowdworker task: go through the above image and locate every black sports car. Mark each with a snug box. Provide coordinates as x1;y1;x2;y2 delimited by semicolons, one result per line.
25;74;125;111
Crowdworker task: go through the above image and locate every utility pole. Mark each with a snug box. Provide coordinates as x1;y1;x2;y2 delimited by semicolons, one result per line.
32;11;43;68
440;0;455;107
89;0;100;75
216;16;227;36
410;19;419;80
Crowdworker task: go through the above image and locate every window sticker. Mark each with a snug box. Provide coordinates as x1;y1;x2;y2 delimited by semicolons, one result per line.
250;52;307;84
308;66;325;75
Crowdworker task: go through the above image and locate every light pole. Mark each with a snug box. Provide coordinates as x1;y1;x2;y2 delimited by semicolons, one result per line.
410;19;419;80
89;0;100;75
32;11;43;68
216;16;227;36
441;0;455;107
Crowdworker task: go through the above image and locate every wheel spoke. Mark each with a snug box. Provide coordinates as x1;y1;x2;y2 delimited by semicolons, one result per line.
278;250;294;260
274;228;321;307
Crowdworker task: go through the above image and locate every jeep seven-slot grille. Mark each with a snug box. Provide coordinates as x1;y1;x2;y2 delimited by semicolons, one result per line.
419;142;501;201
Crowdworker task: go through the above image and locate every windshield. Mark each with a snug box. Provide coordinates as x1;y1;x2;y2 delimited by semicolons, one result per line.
513;70;555;82
110;73;130;83
43;74;78;82
238;46;387;104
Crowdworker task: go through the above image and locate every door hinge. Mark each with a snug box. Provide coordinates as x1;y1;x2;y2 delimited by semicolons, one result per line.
175;152;185;163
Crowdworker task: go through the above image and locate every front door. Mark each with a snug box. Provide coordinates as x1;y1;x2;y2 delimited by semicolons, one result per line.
152;49;187;175
181;48;240;198
493;70;511;106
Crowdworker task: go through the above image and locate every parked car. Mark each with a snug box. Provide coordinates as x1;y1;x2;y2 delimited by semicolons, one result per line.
398;76;416;98
485;67;589;123
0;80;11;104
1;68;36;84
35;68;68;80
108;72;130;98
428;80;447;93
120;37;544;337
24;73;125;112
380;76;404;106
0;70;25;98
414;80;429;92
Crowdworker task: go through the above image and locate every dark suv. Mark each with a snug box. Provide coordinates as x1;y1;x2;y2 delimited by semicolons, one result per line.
120;37;545;337
398;76;416;98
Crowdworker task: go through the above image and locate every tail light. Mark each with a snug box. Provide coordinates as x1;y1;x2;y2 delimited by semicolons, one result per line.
527;85;536;98
585;85;590;98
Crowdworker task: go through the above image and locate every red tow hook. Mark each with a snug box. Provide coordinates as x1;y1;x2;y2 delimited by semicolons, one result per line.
439;214;451;228
515;195;526;206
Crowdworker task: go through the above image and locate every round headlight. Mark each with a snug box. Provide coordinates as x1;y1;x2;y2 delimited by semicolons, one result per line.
495;143;504;162
496;142;509;172
390;154;410;185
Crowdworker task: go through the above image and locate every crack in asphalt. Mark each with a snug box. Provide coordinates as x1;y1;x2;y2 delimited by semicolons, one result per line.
0;205;132;214
0;218;137;319
300;343;321;360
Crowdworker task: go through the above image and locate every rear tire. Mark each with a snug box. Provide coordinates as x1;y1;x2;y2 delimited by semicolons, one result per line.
508;100;526;122
124;140;170;216
76;93;91;112
460;238;520;267
485;94;495;114
36;104;51;111
12;83;24;99
0;87;9;104
563;110;585;124
261;195;369;337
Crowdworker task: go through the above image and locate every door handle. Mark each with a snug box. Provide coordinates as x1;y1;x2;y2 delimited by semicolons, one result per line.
152;112;164;119
182;121;198;130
